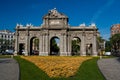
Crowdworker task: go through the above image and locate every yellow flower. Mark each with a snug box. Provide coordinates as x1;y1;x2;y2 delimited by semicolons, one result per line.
21;56;91;78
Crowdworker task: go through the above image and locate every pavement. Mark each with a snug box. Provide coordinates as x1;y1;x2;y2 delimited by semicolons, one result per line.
0;58;19;80
98;57;120;80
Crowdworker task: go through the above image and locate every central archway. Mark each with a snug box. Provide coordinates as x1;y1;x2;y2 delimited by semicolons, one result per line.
50;37;60;55
30;37;39;55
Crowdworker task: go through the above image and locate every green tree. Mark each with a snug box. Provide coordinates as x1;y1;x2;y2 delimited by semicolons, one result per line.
50;38;59;55
72;38;80;55
97;36;105;49
110;33;120;50
33;38;39;50
97;37;104;43
105;41;111;52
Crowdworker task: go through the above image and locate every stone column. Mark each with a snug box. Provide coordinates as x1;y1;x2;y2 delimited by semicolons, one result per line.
42;34;45;55
60;33;67;56
40;34;48;56
39;34;43;55
24;29;29;56
64;35;67;55
45;34;49;55
14;30;19;55
92;32;98;56
81;32;86;56
60;34;63;56
67;34;71;56
25;36;28;56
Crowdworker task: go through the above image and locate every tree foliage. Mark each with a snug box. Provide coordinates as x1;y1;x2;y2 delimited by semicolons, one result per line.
50;38;59;55
33;38;39;50
97;36;105;50
105;41;111;52
72;38;80;55
110;33;120;50
97;37;104;43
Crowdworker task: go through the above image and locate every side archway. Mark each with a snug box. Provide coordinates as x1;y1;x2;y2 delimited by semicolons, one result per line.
30;37;39;55
50;36;60;55
71;37;81;56
19;43;25;55
86;44;93;56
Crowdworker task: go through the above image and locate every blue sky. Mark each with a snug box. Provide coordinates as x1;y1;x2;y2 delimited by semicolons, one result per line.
0;0;120;40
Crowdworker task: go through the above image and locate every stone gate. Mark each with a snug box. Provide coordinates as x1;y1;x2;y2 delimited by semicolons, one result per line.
14;8;99;56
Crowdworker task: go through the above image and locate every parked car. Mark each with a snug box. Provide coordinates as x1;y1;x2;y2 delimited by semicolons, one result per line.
22;50;25;55
104;52;111;56
33;50;39;55
2;50;14;55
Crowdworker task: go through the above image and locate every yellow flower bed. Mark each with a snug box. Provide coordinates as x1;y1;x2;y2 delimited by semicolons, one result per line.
21;56;92;78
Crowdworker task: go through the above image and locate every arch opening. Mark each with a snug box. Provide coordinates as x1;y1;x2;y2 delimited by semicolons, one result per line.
71;37;81;56
50;37;60;55
30;37;39;55
19;43;25;55
86;44;92;56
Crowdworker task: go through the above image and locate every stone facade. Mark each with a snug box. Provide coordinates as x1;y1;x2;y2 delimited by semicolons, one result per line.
14;8;99;56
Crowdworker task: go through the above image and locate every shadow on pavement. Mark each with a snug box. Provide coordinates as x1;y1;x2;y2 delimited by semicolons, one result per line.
0;59;12;63
117;57;120;62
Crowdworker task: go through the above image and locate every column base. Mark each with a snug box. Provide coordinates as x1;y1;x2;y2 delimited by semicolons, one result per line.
23;51;28;56
39;52;48;56
24;53;28;56
92;52;98;56
92;54;98;56
14;51;18;56
67;52;71;56
80;54;86;56
81;52;86;56
60;52;68;56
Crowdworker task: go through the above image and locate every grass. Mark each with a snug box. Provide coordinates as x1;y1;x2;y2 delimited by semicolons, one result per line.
14;56;50;80
14;56;105;80
72;58;105;80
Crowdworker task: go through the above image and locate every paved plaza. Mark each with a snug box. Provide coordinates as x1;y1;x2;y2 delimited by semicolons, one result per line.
0;58;19;80
98;57;120;80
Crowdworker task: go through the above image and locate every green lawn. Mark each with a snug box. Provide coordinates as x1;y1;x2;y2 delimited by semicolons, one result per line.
14;56;50;80
72;58;105;80
14;56;105;80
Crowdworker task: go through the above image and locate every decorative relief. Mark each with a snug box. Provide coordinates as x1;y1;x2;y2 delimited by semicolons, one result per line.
87;34;93;40
19;32;26;36
50;20;60;25
20;36;25;40
82;32;86;36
